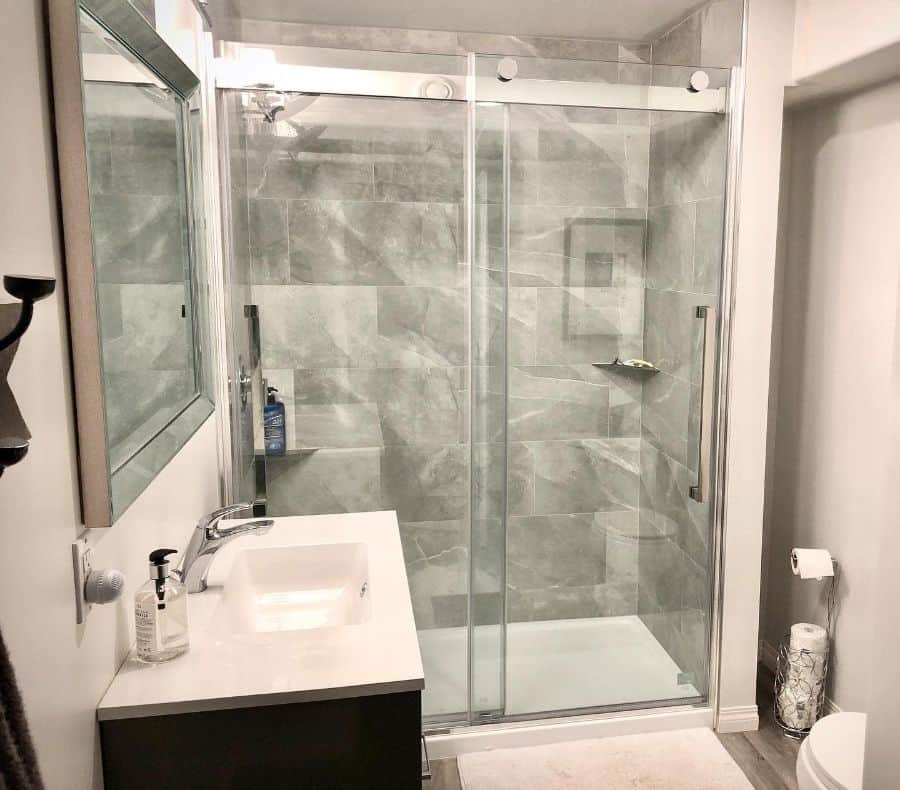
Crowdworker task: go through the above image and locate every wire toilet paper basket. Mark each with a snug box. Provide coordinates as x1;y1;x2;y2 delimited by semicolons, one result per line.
774;639;830;738
774;560;839;739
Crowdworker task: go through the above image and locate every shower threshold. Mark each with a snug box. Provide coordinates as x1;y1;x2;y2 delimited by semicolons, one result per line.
419;615;709;756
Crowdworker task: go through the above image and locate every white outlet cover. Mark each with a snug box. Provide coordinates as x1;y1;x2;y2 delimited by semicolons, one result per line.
72;539;93;624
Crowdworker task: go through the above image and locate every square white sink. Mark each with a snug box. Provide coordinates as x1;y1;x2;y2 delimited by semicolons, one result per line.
218;543;371;633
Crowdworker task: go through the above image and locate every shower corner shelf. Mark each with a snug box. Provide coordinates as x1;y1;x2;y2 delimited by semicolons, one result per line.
592;358;661;377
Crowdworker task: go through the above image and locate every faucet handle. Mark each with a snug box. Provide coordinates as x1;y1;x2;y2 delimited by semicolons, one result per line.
198;502;253;532
215;519;274;538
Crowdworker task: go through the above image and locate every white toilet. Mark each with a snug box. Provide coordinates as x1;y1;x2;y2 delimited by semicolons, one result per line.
796;712;866;790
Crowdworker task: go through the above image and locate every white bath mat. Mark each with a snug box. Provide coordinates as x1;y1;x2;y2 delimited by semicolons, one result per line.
457;728;753;790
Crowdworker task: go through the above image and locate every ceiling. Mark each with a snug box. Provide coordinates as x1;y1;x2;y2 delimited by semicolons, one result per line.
228;0;707;43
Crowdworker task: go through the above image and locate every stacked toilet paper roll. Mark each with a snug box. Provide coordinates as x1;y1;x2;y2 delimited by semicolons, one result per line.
777;622;829;731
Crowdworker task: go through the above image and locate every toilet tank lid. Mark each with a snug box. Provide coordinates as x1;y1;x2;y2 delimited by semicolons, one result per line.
808;713;867;790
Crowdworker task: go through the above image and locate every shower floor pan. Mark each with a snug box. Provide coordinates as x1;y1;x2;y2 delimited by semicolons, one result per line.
418;614;701;720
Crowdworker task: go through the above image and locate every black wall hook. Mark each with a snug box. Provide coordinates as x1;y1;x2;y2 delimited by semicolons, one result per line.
0;274;56;476
0;275;56;352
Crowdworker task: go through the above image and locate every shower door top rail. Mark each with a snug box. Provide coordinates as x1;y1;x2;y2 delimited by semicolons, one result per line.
215;58;728;114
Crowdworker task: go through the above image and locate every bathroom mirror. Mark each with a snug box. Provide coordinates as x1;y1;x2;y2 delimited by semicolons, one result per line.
48;0;213;527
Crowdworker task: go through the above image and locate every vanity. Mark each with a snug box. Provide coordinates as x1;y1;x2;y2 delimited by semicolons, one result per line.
97;511;424;789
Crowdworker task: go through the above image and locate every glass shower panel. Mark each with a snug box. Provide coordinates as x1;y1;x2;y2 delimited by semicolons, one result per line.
636;105;729;705
222;90;472;721
469;101;509;719
472;55;730;718
219;91;267;511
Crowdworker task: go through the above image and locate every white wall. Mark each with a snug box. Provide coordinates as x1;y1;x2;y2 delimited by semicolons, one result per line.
0;1;220;787
862;284;900;783
763;79;900;712
715;0;795;733
792;0;900;82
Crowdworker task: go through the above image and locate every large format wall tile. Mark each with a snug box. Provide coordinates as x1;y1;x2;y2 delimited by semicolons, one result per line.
247;140;375;201
643;288;708;383
507;106;650;208
639;440;709;569
293;367;466;447
693;196;725;295
509;365;610;441
474;287;537;366
256;284;378;368
376;286;466;367
536;286;643;364
509;207;648;288
646;203;696;291
530;438;641;514
372;143;464;204
381;444;468;523
266;448;382;516
230;20;653;67
641;370;692;466
608;374;643;438
648;112;727;207
400;519;469;629
248;198;289;284
508;513;607;590
508;580;638;622
652;12;702;66
288;200;462;286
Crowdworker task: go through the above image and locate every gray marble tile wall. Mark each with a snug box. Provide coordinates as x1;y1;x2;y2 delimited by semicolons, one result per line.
83;83;195;458
497;104;649;624
651;0;743;68
221;18;651;72
237;96;472;632
637;21;731;686
229;51;654;629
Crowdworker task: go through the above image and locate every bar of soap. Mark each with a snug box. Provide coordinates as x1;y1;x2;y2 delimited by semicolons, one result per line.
624;358;654;368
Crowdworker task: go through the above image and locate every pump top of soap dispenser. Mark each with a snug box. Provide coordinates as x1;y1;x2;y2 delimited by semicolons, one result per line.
267;386;278;404
148;548;178;609
149;548;178;579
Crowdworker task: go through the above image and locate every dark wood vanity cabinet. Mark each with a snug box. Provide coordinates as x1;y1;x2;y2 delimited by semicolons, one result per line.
100;690;422;789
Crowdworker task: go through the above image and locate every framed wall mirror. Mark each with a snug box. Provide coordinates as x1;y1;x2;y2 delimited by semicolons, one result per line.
49;0;213;527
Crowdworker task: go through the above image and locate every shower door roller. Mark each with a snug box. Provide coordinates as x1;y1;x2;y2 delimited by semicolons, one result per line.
496;57;518;82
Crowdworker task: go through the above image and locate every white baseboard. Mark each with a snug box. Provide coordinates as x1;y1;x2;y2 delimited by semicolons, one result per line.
758;639;842;717
716;704;759;733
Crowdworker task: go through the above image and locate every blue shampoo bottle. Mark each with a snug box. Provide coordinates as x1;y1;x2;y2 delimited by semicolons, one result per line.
264;386;286;455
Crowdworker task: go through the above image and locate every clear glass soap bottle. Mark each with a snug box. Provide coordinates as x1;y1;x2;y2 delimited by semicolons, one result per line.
134;548;189;662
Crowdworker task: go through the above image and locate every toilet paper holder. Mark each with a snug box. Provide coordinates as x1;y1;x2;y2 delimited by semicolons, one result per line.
774;554;840;739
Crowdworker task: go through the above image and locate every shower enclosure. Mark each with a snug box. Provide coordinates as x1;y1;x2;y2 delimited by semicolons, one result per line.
217;44;737;729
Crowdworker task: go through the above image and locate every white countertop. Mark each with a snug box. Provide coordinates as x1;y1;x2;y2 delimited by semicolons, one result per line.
97;511;424;721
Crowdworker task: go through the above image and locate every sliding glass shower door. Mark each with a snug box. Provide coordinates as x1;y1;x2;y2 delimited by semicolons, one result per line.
469;55;731;718
218;49;734;727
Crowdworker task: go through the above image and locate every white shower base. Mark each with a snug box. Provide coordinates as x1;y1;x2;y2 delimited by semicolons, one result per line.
418;615;700;720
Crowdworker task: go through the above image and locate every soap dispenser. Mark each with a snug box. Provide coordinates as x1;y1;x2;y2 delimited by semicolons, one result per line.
264;386;286;456
134;548;189;662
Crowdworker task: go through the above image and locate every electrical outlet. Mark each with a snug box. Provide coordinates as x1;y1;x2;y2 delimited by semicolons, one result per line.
72;538;94;624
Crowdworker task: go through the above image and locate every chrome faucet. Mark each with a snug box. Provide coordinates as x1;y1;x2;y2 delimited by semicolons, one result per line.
174;503;274;593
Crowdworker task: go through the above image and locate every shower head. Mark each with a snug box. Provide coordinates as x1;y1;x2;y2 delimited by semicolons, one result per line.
252;91;318;123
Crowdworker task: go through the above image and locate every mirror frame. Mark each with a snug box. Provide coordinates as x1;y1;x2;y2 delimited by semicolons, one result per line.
48;0;213;527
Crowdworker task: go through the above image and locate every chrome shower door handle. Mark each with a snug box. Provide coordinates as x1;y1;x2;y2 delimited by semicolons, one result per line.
690;306;717;503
